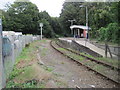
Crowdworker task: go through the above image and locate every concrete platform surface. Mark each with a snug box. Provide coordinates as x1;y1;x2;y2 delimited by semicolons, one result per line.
59;38;117;58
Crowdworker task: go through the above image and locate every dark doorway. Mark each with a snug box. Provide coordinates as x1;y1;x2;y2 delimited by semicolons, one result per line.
79;29;84;38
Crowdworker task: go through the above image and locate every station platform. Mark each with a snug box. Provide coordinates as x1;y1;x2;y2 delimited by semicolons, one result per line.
59;37;117;58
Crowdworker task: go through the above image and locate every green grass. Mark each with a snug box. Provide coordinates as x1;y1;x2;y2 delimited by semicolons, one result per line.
67;53;85;61
15;65;35;81
80;52;94;58
41;48;48;57
7;79;39;88
90;38;118;46
8;67;25;80
53;72;63;77
4;59;13;79
93;64;105;72
40;39;47;43
96;57;118;67
56;81;65;86
15;41;38;65
67;47;119;68
80;52;118;67
39;82;45;88
57;48;66;51
57;44;118;67
42;66;54;72
7;43;37;81
56;47;85;61
6;40;41;88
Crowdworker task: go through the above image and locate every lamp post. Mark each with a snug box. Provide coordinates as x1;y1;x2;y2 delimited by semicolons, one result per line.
39;23;43;40
68;19;76;35
80;5;88;39
68;19;76;26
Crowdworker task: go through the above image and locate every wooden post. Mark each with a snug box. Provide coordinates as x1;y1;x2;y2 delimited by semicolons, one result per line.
105;42;112;58
107;44;112;58
105;42;107;58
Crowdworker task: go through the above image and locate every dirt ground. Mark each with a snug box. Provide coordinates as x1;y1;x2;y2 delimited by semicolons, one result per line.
37;39;117;88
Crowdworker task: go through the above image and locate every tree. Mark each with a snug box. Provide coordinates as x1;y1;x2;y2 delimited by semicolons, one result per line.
50;17;63;36
98;23;120;44
0;9;3;18
39;18;54;38
3;0;39;34
39;11;63;37
88;2;119;39
59;1;119;43
60;2;85;36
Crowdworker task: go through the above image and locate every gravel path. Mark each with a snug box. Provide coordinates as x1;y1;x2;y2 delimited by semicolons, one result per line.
38;39;117;88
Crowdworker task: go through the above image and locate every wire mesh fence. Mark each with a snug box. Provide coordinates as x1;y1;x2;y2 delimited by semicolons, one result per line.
0;31;41;89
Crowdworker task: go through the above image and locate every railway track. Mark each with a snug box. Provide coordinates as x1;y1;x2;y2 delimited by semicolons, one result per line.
50;40;120;85
56;41;120;71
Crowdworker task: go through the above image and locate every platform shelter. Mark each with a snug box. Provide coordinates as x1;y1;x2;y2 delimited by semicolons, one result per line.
70;25;91;38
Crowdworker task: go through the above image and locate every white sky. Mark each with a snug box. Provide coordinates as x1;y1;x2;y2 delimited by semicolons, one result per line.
0;0;65;17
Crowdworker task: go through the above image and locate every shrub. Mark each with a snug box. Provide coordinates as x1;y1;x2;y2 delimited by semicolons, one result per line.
98;23;120;44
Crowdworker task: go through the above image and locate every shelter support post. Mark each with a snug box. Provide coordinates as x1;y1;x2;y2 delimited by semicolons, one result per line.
78;29;80;36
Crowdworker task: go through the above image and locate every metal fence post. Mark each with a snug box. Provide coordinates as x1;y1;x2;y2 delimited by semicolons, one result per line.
0;18;5;89
0;18;2;90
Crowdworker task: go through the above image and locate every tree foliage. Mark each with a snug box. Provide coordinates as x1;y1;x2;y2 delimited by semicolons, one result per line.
98;23;120;44
2;1;62;38
59;2;85;36
59;2;119;43
1;1;119;41
2;0;39;34
38;11;62;38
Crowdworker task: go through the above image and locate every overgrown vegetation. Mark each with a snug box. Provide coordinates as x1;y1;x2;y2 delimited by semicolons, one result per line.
55;46;118;82
98;23;120;44
6;40;43;88
80;52;119;67
6;40;68;88
57;46;119;68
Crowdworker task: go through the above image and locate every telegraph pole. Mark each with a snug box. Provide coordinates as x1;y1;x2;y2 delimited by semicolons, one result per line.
80;5;89;39
86;6;88;39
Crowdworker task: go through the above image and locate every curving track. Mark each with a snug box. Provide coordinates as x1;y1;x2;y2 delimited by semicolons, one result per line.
50;40;120;85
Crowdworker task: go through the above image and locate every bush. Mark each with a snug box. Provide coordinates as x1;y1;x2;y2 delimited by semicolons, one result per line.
98;23;120;44
98;27;107;41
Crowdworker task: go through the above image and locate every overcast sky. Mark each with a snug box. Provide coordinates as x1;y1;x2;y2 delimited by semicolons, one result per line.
0;0;65;17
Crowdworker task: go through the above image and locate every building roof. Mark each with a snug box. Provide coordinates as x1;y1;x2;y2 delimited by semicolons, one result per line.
70;25;91;30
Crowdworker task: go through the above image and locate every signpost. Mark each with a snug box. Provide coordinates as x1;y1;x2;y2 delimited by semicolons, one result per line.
39;23;43;40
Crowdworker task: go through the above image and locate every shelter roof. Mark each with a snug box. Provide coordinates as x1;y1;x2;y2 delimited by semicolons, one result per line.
70;25;91;30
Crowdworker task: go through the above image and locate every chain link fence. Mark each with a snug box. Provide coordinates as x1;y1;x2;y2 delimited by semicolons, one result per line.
0;29;41;89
